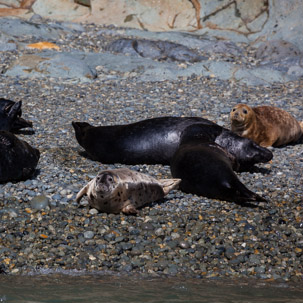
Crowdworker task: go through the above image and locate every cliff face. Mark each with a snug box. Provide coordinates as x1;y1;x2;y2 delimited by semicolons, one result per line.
1;1;303;49
0;0;268;32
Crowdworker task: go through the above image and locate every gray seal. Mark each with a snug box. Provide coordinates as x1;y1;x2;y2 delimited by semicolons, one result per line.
76;168;181;214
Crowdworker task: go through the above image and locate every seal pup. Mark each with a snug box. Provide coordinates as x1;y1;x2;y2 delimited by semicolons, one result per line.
170;125;267;204
0;131;40;183
0;98;33;132
76;168;181;214
72;117;272;170
230;104;303;147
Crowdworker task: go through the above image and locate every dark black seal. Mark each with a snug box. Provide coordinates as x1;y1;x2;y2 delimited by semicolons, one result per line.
72;117;273;169
0;98;33;132
170;125;267;204
0;131;40;183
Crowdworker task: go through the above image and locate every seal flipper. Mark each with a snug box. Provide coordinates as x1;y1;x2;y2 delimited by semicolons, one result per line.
122;202;138;215
76;183;90;203
7;101;22;120
159;178;181;195
12;116;33;131
2;101;33;131
232;179;267;204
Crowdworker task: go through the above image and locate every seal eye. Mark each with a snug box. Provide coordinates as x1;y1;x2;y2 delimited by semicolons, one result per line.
107;176;113;182
232;108;236;112
243;109;247;114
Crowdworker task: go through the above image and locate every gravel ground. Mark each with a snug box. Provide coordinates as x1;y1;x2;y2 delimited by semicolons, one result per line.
0;22;303;283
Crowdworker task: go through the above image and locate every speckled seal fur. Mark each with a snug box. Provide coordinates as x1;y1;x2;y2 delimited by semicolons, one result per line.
76;168;181;214
230;104;303;147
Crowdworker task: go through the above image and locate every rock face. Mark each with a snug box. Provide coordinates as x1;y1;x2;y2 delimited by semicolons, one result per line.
1;18;302;85
1;0;303;48
200;0;268;33
0;0;303;85
81;0;198;31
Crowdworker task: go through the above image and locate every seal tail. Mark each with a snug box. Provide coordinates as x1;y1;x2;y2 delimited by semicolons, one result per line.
160;178;181;195
7;100;22;120
234;180;267;204
76;183;89;203
5;100;33;131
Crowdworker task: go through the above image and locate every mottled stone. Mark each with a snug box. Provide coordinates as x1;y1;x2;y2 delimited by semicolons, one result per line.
30;195;49;210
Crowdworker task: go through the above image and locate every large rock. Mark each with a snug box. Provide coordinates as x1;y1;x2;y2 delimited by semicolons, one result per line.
78;0;197;31
200;0;268;33
0;17;84;40
249;0;303;50
5;52;97;82
4;48;299;85
32;0;89;21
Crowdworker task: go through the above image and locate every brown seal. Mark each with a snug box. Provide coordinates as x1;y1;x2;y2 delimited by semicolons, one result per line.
230;104;303;147
76;168;181;214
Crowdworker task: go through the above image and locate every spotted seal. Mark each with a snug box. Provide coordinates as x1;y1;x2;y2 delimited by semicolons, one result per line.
230;104;303;147
0;98;33;132
0;131;40;183
170;124;267;204
72;117;273;170
76;168;181;214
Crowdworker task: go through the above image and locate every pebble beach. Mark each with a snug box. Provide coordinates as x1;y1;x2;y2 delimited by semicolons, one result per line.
0;18;303;283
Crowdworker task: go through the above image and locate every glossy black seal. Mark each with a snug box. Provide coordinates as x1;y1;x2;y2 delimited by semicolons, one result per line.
72;116;273;169
170;124;267;204
0;131;40;183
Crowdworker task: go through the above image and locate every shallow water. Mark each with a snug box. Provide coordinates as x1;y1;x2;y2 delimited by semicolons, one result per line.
0;274;303;303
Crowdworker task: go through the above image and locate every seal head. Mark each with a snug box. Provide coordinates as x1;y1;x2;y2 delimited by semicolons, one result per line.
179;123;273;171
171;125;267;204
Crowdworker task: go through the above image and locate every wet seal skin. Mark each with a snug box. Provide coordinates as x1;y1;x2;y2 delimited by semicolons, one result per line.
72;116;273;170
170;125;267;204
230;104;303;147
0;131;40;183
76;168;181;214
0;98;33;132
